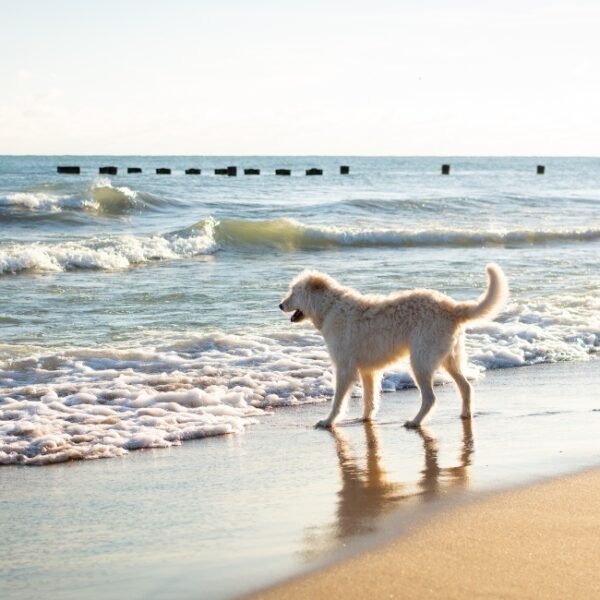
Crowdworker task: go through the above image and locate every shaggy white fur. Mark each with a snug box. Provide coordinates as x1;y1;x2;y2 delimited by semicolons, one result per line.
279;264;508;428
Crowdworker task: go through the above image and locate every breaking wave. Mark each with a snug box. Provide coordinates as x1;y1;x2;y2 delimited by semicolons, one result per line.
214;218;600;250
4;215;600;275
0;220;218;274
0;178;164;216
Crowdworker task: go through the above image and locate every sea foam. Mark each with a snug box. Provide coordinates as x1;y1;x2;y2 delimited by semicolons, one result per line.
0;220;218;274
1;295;598;465
0;331;333;465
0;178;160;215
1;191;83;212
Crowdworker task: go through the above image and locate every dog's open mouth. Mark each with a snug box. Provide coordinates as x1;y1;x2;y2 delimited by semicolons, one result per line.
291;309;304;323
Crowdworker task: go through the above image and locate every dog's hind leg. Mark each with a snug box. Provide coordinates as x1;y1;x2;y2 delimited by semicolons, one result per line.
405;331;456;428
316;365;357;428
360;369;381;421
443;342;472;419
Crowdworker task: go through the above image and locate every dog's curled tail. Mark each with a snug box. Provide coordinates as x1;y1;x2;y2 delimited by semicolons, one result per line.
456;263;509;322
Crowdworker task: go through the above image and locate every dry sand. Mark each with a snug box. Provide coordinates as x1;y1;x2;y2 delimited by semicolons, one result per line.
252;468;600;599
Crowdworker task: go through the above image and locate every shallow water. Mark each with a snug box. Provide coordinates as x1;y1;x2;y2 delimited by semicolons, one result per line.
1;156;599;464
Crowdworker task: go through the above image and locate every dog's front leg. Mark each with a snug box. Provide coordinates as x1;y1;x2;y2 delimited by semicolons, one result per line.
360;369;381;421
316;366;357;428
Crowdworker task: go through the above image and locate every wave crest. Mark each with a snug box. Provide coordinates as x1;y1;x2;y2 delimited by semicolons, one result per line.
0;219;219;275
0;178;163;216
89;178;140;213
214;218;600;250
1;191;90;213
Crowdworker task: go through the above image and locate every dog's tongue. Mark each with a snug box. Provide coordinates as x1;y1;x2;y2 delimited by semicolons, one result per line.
291;310;304;323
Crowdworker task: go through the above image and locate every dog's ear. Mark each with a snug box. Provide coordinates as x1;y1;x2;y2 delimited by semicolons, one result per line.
307;273;328;293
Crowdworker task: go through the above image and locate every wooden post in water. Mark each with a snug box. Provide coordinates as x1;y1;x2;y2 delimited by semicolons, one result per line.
57;166;80;174
99;166;117;175
537;165;545;175
185;168;201;175
340;165;350;174
441;164;450;175
215;168;228;175
306;168;323;176
276;169;291;176
227;166;237;176
156;168;171;175
127;167;142;174
244;168;260;175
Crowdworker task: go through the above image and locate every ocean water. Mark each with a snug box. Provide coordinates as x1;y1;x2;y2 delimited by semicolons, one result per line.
1;156;599;465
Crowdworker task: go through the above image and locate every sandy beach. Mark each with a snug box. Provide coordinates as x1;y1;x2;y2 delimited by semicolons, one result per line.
252;467;600;599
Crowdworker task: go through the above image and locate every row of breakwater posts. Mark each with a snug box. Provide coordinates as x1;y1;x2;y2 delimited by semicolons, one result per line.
56;164;550;176
56;165;348;176
440;164;546;175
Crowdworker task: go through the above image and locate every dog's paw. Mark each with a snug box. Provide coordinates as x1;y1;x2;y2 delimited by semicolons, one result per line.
315;419;334;429
403;420;420;429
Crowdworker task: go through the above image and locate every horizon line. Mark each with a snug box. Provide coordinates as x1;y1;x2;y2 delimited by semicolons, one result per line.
2;153;600;159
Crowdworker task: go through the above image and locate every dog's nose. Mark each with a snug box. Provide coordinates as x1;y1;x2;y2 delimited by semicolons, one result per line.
279;303;284;311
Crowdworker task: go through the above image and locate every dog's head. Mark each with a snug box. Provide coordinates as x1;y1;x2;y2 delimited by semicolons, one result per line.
279;270;332;325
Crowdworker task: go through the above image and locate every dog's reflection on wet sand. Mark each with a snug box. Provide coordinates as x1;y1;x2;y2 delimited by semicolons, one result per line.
303;420;473;558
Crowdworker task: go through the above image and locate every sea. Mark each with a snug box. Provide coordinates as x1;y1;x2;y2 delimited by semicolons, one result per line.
1;156;599;466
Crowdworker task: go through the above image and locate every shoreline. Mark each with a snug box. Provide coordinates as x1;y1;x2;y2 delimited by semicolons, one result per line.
250;466;600;599
1;359;599;600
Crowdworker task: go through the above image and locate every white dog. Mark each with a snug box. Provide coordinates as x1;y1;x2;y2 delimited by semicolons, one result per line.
279;264;508;428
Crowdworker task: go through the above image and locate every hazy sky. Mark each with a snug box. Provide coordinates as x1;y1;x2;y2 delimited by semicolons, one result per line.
1;0;599;155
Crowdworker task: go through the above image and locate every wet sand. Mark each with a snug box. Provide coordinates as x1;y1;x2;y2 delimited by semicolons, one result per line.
1;360;599;600
251;468;600;599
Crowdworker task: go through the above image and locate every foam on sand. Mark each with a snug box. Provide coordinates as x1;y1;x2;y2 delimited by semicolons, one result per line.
1;293;598;465
0;331;334;465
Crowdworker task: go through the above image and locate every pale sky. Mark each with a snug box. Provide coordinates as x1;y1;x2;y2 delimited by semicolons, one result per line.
1;0;599;155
